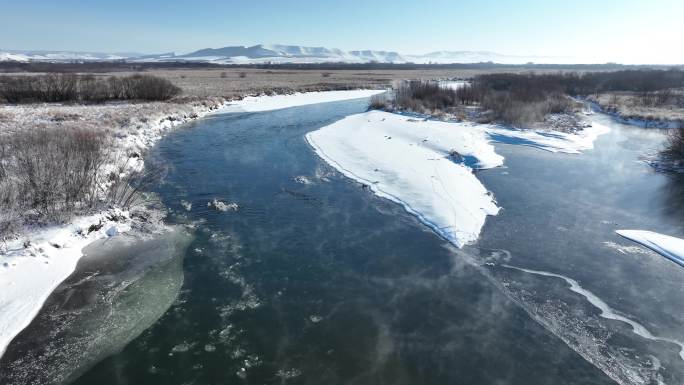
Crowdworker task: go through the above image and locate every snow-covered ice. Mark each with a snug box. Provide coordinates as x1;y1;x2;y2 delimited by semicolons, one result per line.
503;264;684;360
0;209;133;356
306;110;503;247
306;110;611;247
225;90;386;113
616;230;684;268
485;122;610;154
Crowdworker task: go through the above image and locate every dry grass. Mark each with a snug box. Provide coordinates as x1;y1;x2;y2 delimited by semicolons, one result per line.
70;68;562;99
0;127;108;233
590;90;684;121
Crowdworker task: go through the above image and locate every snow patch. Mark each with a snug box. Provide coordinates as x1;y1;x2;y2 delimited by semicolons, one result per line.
616;230;684;268
305;110;502;247
225;90;386;113
485;122;610;154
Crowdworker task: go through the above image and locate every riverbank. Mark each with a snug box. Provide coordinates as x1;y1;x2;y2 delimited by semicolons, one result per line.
587;92;684;129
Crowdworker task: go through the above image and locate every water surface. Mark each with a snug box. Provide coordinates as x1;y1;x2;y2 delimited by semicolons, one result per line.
59;100;684;385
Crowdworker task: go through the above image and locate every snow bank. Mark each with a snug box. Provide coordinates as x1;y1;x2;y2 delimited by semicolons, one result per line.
225;90;386;113
305;110;502;247
616;230;684;267
0;209;133;356
485;122;610;154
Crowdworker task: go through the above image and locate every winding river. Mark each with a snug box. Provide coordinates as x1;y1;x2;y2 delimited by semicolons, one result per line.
3;96;684;385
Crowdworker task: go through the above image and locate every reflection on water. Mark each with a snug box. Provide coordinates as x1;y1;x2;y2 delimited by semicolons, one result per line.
14;99;684;385
0;228;192;385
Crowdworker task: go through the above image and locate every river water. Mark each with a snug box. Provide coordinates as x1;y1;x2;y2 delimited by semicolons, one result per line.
4;97;684;385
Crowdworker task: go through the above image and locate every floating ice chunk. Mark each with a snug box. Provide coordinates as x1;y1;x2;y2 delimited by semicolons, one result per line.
616;230;684;268
208;199;239;212
306;110;502;247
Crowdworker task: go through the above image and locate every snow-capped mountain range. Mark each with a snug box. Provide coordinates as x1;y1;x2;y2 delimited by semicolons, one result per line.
0;44;561;64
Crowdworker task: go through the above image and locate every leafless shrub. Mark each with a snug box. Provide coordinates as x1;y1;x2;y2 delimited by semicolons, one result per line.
220;72;227;79
107;161;166;210
0;74;181;103
394;80;457;113
321;72;331;78
239;72;247;79
662;123;684;162
0;127;108;229
368;94;388;110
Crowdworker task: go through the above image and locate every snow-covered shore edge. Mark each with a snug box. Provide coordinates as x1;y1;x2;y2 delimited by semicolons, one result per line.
0;89;384;357
587;100;682;129
305;110;610;248
616;230;684;268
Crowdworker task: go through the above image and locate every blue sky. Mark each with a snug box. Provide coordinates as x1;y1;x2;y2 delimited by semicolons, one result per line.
1;0;683;63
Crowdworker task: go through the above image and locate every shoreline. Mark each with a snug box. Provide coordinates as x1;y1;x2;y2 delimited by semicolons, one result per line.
586;99;683;129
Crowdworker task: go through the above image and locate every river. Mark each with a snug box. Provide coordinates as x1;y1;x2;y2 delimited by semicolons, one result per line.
3;97;684;385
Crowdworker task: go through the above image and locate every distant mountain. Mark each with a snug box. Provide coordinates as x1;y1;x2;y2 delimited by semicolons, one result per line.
148;44;408;64
0;45;561;64
0;49;145;62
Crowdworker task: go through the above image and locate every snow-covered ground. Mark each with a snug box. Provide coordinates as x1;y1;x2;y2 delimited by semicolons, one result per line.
485;122;610;153
0;209;134;356
306;110;502;247
224;90;385;112
616;230;684;267
306;111;610;247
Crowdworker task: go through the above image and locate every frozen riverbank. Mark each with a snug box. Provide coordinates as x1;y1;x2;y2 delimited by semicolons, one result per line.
306;111;610;247
306;110;502;247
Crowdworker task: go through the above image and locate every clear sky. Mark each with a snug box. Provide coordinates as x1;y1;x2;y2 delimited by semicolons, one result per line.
1;0;682;64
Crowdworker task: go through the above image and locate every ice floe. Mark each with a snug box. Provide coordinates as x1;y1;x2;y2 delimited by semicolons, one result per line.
305;110;503;247
225;89;386;113
616;230;684;268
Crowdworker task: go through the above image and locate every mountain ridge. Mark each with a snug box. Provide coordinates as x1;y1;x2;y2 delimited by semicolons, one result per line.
0;44;562;64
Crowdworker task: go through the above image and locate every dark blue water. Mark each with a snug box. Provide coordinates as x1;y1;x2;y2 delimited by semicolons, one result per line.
14;98;684;385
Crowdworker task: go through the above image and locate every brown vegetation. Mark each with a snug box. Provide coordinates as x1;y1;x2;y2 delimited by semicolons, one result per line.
0;127;108;233
0;74;181;103
662;124;684;164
